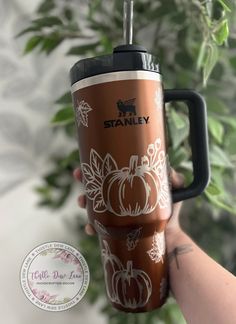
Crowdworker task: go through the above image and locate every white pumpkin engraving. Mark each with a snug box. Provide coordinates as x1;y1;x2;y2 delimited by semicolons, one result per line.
81;138;170;216
101;240;152;309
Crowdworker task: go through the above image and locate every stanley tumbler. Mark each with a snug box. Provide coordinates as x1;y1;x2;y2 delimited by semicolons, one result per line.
70;44;210;312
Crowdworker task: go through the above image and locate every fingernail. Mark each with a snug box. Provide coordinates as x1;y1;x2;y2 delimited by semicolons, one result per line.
85;224;96;236
73;169;80;178
78;195;85;207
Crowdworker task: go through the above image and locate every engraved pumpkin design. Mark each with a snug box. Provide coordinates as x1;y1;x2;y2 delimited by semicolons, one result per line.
112;260;152;309
101;240;153;309
81;138;170;216
102;156;161;216
101;240;123;302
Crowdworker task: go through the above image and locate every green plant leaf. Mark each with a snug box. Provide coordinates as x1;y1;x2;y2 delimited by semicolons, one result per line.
65;21;80;33
63;7;73;21
209;145;233;168
197;41;207;70
217;0;232;12
56;92;72;105
206;182;222;196
88;0;103;18
168;147;188;168
32;16;63;28
35;186;51;198
51;107;74;125
213;19;229;45
16;26;41;38
170;109;186;129
24;35;43;54
224;132;236;155
40;34;63;54
59;150;80;168
206;97;229;114
205;192;236;214
218;116;236;130
100;35;113;53
203;43;219;86
37;0;55;14
229;56;236;69
208;116;224;144
66;42;99;55
168;112;189;149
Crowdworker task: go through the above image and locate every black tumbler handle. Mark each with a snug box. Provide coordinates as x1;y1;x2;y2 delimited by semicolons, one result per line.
164;89;210;203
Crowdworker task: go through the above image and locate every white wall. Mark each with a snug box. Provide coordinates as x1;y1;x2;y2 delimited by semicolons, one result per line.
0;1;105;323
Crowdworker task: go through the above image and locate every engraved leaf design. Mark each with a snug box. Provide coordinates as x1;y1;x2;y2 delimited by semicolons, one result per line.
126;227;142;251
93;192;107;213
81;163;94;182
156;155;171;209
94;220;110;236
85;181;101;199
76;100;92;127
158;183;170;209
147;231;166;263
77;109;88;127
90;149;103;178
102;153;118;177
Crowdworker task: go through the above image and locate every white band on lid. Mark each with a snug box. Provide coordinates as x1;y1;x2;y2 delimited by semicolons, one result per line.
71;70;162;93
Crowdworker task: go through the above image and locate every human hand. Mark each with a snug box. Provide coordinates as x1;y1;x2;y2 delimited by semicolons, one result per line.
165;170;185;249
73;167;185;237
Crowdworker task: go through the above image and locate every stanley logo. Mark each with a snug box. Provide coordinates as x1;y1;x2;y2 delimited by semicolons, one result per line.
104;98;150;128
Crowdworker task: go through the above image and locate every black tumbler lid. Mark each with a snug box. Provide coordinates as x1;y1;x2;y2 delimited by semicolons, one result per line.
70;44;160;85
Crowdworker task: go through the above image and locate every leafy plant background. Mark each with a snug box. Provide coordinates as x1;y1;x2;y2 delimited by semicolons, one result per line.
19;0;236;323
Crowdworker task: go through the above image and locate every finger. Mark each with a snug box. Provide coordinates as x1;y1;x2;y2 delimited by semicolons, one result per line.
85;224;96;236
172;201;182;217
166;201;183;234
170;169;185;189
73;168;82;182
78;195;86;208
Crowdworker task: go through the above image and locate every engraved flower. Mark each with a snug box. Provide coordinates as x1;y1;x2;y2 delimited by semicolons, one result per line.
146;139;171;210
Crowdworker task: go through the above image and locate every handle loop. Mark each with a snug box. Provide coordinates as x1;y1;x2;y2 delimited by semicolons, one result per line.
164;89;210;202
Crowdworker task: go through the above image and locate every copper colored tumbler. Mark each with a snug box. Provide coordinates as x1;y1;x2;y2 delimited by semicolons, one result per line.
70;45;209;312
